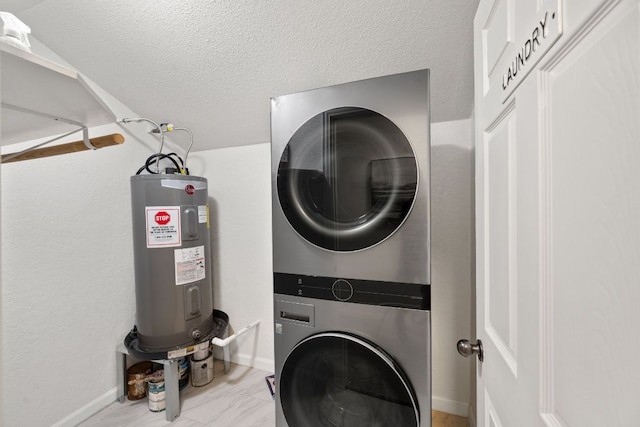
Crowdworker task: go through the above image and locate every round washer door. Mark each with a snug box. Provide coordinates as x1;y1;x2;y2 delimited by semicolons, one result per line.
277;107;418;252
280;332;420;427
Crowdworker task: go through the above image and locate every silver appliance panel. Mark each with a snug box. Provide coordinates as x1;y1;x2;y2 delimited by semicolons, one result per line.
271;70;430;285
274;294;431;427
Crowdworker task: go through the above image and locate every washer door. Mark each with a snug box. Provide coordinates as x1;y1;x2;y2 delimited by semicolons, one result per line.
277;107;418;252
280;332;420;427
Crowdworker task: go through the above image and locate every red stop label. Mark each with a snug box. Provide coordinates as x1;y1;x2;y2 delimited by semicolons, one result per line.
154;211;171;225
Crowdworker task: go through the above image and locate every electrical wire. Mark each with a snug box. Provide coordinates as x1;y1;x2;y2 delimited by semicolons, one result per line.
121;117;165;172
122;117;193;175
135;152;184;175
171;127;193;173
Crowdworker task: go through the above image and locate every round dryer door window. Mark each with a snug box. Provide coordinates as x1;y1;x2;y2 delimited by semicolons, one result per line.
277;107;418;251
280;332;420;427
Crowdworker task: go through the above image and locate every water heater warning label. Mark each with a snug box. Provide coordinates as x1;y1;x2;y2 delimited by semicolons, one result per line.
174;245;206;285
146;206;181;248
198;205;208;224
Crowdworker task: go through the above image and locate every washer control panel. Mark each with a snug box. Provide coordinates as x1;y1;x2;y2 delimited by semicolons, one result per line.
273;273;430;310
331;279;354;301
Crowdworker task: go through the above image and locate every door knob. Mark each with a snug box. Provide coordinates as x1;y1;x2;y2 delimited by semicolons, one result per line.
457;339;483;362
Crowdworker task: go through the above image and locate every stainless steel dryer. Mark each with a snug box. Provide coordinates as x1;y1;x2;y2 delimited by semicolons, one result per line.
274;284;431;426
271;69;430;285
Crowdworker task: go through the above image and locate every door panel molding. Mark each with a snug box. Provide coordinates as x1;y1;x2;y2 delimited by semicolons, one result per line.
483;101;518;377
483;0;512;81
538;2;640;425
538;62;560;427
541;0;622;71
484;390;505;427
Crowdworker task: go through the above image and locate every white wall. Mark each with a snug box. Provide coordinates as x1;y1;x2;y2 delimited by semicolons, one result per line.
190;144;274;371
0;122;156;426
0;131;273;426
0;50;4;424
430;118;475;416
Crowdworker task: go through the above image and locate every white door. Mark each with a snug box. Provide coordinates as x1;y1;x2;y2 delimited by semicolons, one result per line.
472;0;640;425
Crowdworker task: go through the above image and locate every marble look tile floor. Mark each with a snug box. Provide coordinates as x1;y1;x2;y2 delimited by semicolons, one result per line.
81;359;469;427
80;360;275;427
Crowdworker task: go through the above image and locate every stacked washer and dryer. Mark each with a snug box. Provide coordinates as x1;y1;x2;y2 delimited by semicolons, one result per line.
271;70;432;427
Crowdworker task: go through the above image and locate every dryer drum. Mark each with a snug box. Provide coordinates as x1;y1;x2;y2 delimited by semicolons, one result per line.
276;107;418;252
279;332;419;427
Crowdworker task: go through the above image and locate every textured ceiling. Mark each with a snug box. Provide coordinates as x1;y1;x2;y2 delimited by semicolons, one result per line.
5;0;479;152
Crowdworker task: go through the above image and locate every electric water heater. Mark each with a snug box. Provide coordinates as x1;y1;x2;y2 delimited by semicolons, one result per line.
130;174;214;352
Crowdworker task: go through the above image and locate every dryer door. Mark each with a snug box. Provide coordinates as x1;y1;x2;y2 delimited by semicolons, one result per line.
277;107;418;252
280;332;420;426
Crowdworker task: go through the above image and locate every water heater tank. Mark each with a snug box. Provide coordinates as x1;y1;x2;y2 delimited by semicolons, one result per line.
130;174;214;352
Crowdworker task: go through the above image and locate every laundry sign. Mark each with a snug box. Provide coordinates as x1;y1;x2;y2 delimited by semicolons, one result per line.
502;0;563;102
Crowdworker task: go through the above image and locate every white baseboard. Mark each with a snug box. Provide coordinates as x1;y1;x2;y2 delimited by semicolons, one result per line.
210;345;274;372
467;405;477;427
431;395;470;418
51;387;117;427
229;352;275;373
